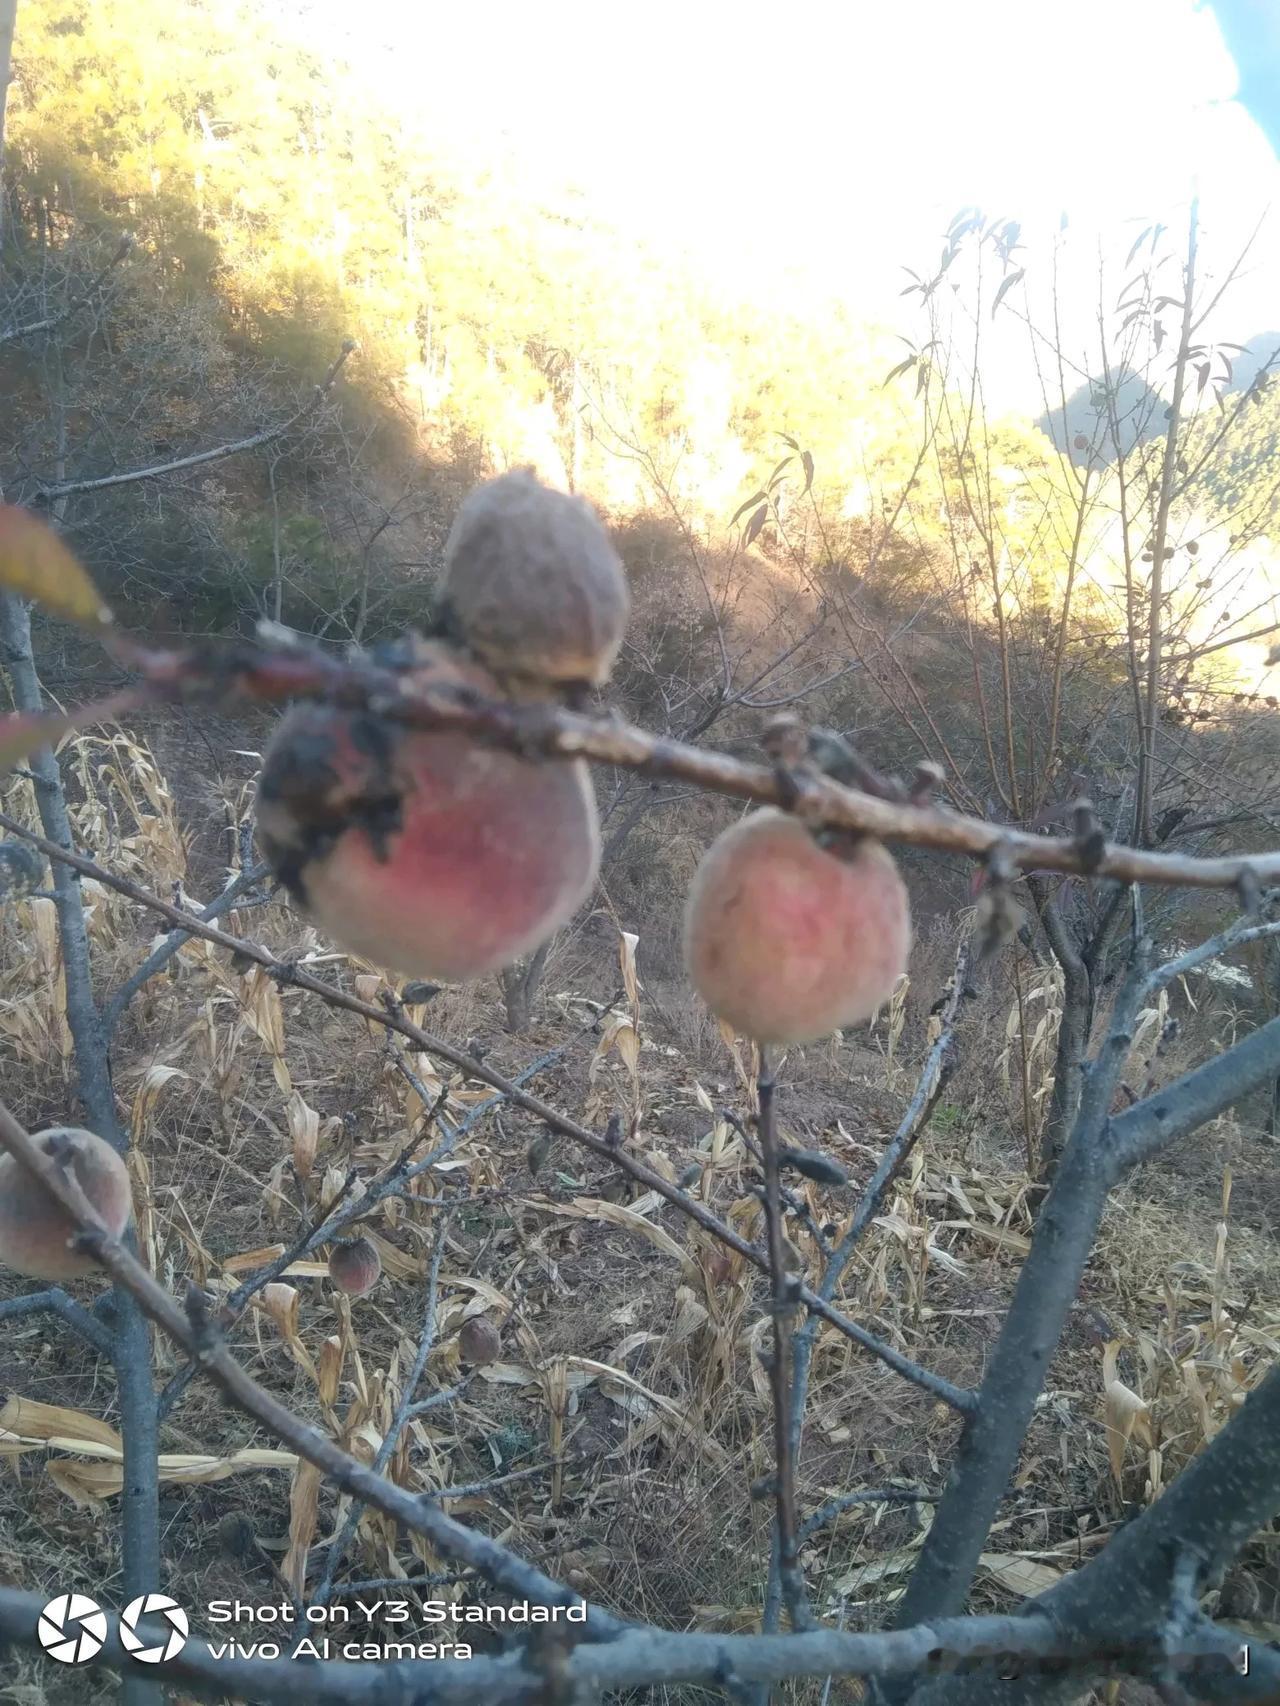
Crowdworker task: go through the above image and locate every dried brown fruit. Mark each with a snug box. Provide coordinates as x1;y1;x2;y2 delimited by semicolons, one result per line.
327;1235;381;1296
458;1313;501;1366
443;470;629;687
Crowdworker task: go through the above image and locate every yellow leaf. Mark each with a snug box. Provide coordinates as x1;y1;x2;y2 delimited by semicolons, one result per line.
1101;1340;1152;1486
0;506;112;627
283;1461;323;1595
0;1395;122;1454
978;1552;1065;1598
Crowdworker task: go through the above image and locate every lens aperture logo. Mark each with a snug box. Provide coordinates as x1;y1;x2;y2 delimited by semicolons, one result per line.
37;1594;108;1664
119;1593;189;1663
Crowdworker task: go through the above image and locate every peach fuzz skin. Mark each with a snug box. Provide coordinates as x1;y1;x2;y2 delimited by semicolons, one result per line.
0;1126;133;1281
683;810;911;1045
328;1236;381;1295
255;690;600;983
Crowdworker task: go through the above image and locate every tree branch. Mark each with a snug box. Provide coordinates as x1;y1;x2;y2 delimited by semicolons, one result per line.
0;1286;114;1355
0;809;975;1414
109;633;1280;892
31;344;354;502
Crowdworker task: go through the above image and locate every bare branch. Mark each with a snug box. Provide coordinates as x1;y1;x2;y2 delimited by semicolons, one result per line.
0;809;975;1413
109;636;1280;892
756;1056;811;1631
31;343;354;501
0;1286;114;1355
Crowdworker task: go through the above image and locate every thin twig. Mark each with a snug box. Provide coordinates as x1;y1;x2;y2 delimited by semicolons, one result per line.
0;812;976;1413
757;1055;811;1631
0;1286;115;1355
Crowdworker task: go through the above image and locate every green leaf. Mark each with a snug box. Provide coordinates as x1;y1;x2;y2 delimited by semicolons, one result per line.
730;490;768;526
0;507;112;628
991;268;1025;317
801;449;815;494
744;505;769;547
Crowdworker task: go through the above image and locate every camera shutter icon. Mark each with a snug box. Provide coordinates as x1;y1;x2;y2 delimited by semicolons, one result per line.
118;1593;189;1663
38;1594;108;1664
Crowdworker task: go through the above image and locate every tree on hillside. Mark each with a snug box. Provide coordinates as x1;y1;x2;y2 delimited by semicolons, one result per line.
3;5;1280;1702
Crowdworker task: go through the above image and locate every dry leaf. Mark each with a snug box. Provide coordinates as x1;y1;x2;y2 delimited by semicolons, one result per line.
130;1063;189;1146
0;1395;122;1456
286;1091;321;1180
978;1552;1065;1598
1102;1340;1152;1485
0;506;112;627
542;1196;695;1278
283;1461;323;1595
49;1449;297;1506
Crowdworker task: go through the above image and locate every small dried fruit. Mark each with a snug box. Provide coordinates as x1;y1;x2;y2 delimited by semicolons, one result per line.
327;1236;381;1296
458;1313;501;1366
443;470;629;687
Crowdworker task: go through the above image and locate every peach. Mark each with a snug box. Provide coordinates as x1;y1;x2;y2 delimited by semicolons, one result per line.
443;470;629;687
0;1126;133;1280
682;810;911;1045
254;648;601;981
458;1313;501;1367
327;1236;381;1296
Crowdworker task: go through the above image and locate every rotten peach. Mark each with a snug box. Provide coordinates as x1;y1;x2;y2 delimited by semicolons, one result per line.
442;469;629;687
0;1126;133;1281
682;809;912;1045
254;647;601;981
327;1235;381;1296
458;1313;502;1367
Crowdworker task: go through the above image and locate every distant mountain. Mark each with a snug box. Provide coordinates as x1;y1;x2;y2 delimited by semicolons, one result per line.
1037;366;1165;464
1223;331;1280;395
1037;332;1280;480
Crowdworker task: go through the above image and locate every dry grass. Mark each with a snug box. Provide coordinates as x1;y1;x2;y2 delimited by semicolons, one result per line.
0;730;1276;1705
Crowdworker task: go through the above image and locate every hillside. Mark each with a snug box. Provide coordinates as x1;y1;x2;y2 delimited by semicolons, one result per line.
1;3;1280;1703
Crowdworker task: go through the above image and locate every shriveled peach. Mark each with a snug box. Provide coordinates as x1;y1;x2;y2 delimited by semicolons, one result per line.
443;469;629;687
0;1126;133;1281
682;810;911;1045
327;1236;381;1296
254;647;601;981
458;1313;501;1367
